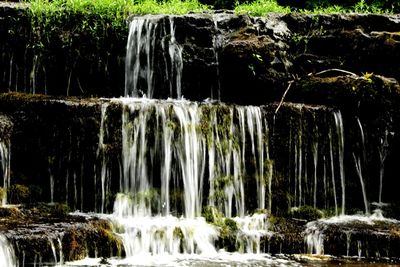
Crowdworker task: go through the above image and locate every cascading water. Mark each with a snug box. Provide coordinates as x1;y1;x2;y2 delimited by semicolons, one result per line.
125;16;183;99
378;129;389;204
234;213;272;254
284;106;346;215
97;103;111;214
90;96;359;263
111;98;270;219
211;14;223;100
0;234;16;267
353;117;369;215
0;139;10;206
106;98;272;257
333;111;346;215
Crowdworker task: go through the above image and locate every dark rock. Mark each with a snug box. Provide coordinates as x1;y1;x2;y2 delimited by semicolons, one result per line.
304;216;400;258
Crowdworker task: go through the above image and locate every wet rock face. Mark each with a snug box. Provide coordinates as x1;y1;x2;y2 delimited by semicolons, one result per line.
0;94;111;211
284;14;400;80
304;216;400;259
0;205;122;264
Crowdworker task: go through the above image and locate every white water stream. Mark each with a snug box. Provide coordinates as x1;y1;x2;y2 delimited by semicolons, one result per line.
0;140;10;206
125;16;183;99
0;234;16;267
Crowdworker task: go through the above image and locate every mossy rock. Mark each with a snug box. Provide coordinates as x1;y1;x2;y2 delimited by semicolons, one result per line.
8;184;30;204
290;205;323;221
202;206;240;251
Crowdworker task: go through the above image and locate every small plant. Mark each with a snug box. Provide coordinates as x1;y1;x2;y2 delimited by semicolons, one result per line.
310;5;347;14
353;0;383;13
362;72;374;83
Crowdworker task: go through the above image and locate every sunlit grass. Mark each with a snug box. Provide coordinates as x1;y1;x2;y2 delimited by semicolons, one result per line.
234;0;290;16
30;0;209;24
29;0;209;40
29;0;394;19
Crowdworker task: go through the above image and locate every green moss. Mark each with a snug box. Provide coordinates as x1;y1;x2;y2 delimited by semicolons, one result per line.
202;206;239;251
218;217;239;251
263;159;274;186
64;229;87;261
290;205;323;221
202;206;224;225
51;203;70;217
0;187;5;202
173;227;184;239
8;184;30;204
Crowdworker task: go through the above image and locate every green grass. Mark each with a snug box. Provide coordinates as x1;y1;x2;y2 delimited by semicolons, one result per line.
26;0;394;45
29;0;393;21
30;0;208;16
305;0;390;14
234;0;392;15
235;0;290;16
30;0;209;31
28;0;209;51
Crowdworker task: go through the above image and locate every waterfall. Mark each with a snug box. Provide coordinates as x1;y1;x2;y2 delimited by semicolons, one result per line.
353;153;369;214
328;129;338;215
284;105;344;214
113;98;268;219
102;98;273;256
97;103;111;213
353;118;369;214
305;221;325;255
333;111;345;215
0;234;16;267
312;127;318;208
125;16;183;99
211;15;223;100
234;213;272;253
378;129;389;204
0;140;11;206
